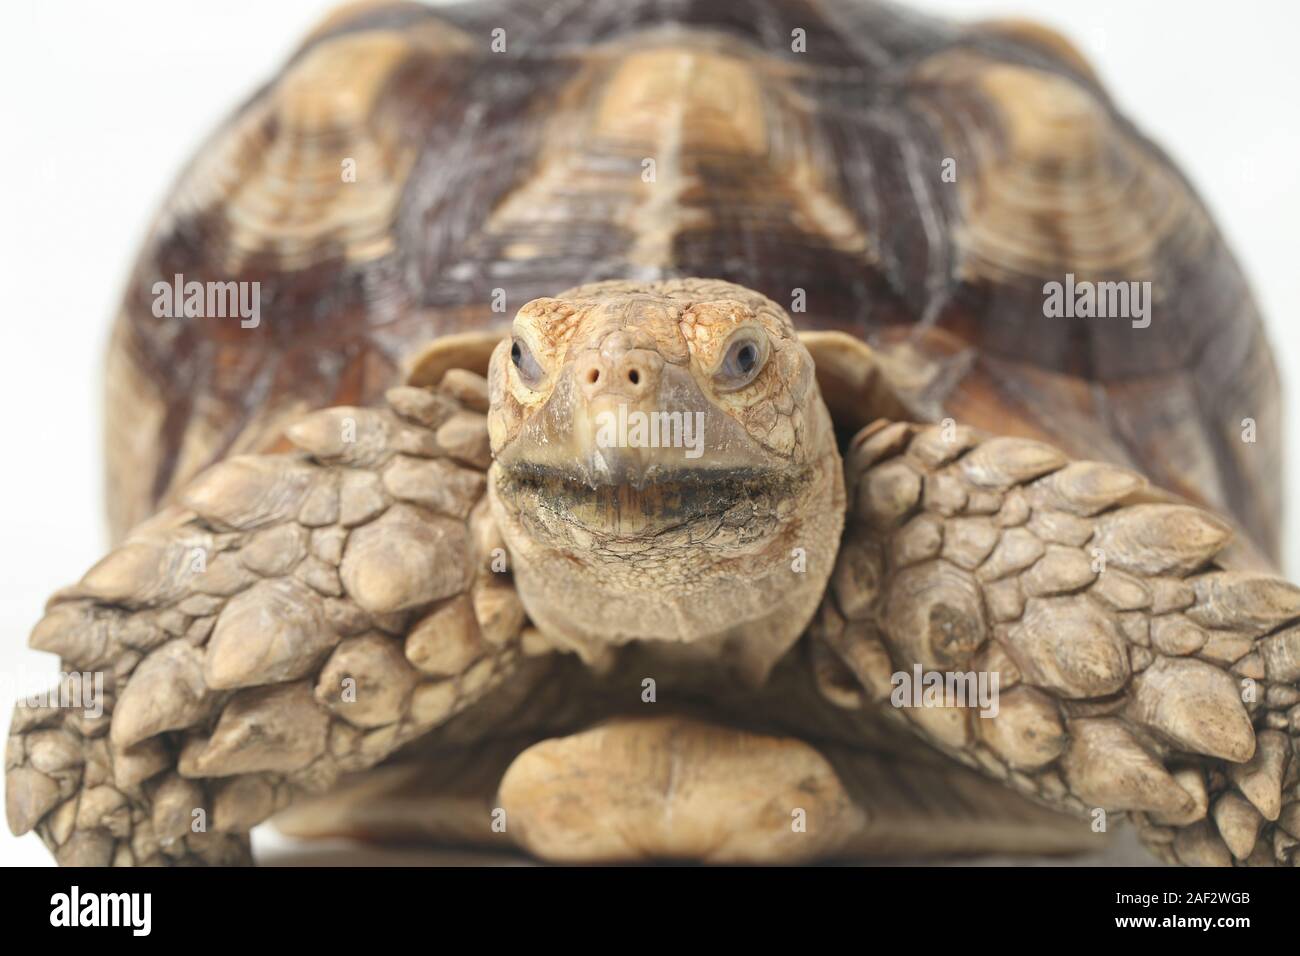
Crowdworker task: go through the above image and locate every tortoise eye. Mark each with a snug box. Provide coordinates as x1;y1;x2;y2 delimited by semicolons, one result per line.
714;332;768;391
510;337;545;388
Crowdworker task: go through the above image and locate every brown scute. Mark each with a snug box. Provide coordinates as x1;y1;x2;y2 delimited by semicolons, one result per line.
104;0;1279;565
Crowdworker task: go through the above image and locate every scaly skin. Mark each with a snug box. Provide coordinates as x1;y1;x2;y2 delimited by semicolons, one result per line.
5;375;548;865
8;281;1299;866
816;420;1300;865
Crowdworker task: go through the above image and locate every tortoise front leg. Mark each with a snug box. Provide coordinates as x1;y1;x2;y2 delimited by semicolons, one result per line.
5;375;546;865
814;420;1300;866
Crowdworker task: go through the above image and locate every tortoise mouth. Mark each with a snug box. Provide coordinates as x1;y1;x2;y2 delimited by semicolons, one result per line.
493;461;812;538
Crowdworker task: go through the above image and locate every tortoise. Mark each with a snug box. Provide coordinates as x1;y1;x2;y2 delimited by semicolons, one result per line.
6;0;1299;868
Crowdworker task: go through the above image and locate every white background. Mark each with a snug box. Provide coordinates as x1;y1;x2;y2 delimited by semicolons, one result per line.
0;0;1297;866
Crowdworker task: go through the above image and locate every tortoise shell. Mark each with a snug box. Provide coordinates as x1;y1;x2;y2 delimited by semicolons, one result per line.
105;0;1279;565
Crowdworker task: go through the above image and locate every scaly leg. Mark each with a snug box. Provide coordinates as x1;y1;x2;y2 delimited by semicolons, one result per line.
5;373;549;865
815;420;1300;866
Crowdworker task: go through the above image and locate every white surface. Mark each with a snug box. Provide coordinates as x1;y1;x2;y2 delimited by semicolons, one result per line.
1;0;1297;867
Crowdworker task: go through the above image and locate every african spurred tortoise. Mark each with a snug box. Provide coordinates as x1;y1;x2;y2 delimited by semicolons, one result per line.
6;0;1298;866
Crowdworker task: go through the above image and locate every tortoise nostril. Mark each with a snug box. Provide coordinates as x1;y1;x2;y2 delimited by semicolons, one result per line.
586;367;601;385
628;369;640;385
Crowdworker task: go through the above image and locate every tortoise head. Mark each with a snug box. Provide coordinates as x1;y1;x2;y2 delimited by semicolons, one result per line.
485;279;844;680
